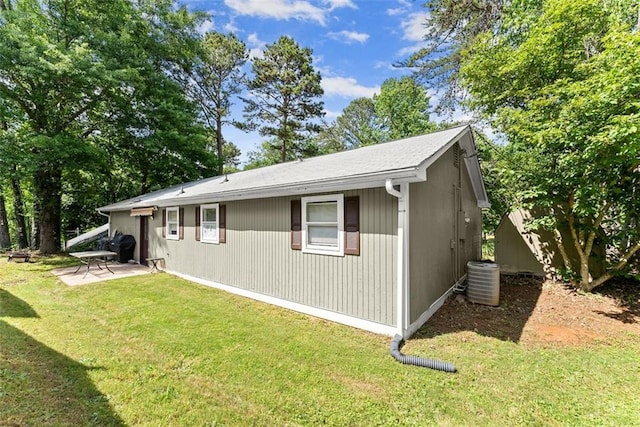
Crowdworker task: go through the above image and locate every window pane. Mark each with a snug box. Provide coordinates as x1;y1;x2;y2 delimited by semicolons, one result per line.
308;202;337;223
167;210;177;221
202;223;218;240
168;223;178;236
203;208;217;222
308;225;338;246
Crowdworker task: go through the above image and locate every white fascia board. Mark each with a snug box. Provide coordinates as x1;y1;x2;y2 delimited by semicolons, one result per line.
464;155;491;208
169;270;398;336
414;127;469;178
413;126;491;209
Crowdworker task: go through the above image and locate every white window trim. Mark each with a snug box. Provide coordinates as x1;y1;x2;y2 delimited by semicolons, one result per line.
200;203;220;244
302;194;344;256
166;206;179;240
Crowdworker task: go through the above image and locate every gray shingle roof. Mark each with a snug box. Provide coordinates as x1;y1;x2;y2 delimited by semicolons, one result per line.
100;125;489;212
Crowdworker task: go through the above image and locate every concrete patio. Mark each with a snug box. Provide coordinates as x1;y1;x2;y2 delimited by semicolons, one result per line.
52;261;155;286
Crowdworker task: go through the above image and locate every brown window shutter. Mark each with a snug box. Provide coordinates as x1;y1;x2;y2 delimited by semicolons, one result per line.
162;209;166;238
195;206;201;241
179;208;184;240
291;199;302;250
344;196;360;255
219;205;226;243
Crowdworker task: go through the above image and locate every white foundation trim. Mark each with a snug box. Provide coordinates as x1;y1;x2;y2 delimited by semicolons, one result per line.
404;275;465;338
167;270;398;337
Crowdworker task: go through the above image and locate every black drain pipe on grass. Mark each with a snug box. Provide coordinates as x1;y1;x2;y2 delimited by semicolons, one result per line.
390;335;456;373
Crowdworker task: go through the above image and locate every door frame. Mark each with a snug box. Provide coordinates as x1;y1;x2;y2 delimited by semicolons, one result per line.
139;216;149;265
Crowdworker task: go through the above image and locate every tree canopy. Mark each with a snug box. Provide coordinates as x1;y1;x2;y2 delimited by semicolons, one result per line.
186;31;247;175
318;76;436;152
414;0;640;289
0;0;215;253
242;35;324;164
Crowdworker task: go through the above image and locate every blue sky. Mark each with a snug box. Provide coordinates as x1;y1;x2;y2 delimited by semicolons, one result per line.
181;0;461;163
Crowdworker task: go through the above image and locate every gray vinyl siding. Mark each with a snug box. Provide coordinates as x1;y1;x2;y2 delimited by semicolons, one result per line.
408;145;483;323
109;212;141;254
141;187;397;326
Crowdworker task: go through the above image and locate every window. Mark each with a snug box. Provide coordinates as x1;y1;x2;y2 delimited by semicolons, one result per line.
165;207;179;240
302;194;344;256
200;204;219;244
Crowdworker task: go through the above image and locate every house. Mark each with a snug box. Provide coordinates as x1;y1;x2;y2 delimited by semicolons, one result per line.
99;125;489;338
495;210;554;277
495;209;605;278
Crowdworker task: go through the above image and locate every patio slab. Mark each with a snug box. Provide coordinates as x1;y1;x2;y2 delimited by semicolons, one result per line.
52;262;153;286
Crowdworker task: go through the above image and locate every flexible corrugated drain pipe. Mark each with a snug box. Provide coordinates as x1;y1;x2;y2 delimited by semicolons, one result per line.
390;335;456;373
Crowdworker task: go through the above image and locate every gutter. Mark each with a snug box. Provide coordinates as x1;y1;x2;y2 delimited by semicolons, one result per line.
385;179;409;337
101;168;425;213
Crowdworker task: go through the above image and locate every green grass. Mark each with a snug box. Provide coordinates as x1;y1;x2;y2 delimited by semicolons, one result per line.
1;257;639;426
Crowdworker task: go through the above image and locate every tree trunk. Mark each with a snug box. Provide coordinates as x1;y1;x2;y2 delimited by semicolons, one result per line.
0;0;13;12
0;190;11;249
33;167;62;254
31;197;40;250
216;116;224;176
10;175;29;249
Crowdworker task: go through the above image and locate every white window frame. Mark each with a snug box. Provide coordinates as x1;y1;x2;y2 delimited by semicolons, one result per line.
166;206;179;240
302;194;344;256
200;203;220;244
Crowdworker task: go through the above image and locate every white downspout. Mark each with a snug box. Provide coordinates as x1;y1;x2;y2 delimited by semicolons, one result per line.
386;179;409;338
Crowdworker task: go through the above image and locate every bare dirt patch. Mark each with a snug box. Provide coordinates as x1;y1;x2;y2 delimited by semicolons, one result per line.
422;275;640;348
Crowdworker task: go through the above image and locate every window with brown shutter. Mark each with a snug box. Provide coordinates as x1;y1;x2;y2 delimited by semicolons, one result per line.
300;194;345;256
179;208;184;240
165;207;180;240
344;196;360;255
291;199;302;250
162;208;166;238
219;205;226;243
195;206;201;241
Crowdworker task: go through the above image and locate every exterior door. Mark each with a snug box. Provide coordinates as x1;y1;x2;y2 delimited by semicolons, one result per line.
140;216;149;265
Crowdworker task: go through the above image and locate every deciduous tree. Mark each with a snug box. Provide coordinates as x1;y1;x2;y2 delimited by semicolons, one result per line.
458;0;640;290
0;0;212;253
373;76;435;140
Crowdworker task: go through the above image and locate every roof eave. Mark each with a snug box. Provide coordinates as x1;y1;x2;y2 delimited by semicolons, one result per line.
100;167;424;212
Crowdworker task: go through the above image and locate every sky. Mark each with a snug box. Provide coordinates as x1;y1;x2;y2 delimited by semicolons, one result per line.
181;0;466;164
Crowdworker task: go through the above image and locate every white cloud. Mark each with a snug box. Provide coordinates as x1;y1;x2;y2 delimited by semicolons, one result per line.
322;76;379;98
197;18;215;35
386;0;411;16
394;11;430;58
396;43;425;58
327;30;369;44
247;32;267;59
324;0;357;10
401;11;429;42
373;60;408;73
224;0;328;25
224;19;239;33
323;108;342;120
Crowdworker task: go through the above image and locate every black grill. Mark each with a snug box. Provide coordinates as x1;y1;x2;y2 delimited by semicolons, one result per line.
108;234;136;263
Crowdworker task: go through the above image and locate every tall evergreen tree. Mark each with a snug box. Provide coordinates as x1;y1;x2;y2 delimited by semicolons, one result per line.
242;36;324;163
187;32;248;175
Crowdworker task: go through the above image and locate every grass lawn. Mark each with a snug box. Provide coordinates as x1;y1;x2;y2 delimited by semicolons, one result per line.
1;257;639;426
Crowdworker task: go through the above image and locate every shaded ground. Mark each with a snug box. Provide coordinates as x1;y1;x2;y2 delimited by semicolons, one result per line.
421;275;640;347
